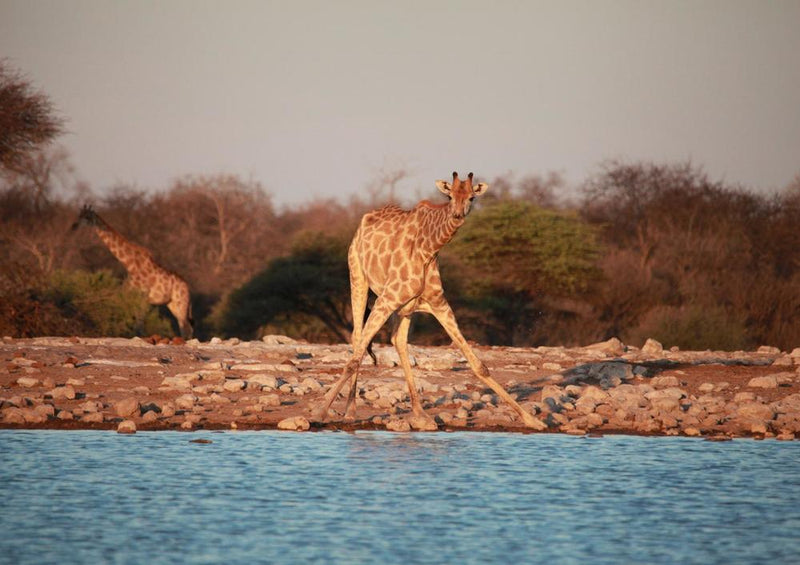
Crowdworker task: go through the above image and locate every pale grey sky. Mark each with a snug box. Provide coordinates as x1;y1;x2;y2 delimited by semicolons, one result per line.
2;0;799;206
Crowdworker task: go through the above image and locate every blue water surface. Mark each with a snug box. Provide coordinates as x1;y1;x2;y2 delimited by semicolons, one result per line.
0;430;798;565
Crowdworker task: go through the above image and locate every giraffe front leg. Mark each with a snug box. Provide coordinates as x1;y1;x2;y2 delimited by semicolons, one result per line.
312;296;398;423
426;300;546;430
167;300;193;340
392;315;437;431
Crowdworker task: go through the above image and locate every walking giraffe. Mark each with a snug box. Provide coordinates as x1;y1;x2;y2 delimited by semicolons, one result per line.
71;205;194;339
313;172;546;430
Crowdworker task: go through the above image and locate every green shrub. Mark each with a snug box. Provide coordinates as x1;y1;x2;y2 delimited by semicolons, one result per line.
37;269;173;337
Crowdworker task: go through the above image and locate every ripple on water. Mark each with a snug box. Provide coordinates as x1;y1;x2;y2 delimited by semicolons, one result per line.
0;431;798;565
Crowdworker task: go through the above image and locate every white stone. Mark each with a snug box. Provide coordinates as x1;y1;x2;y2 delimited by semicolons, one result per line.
223;379;246;392
117;420;137;434
650;375;680;388
747;375;778;389
385;419;411;432
641;338;664;355
49;385;76;400
114;397;139;418
175;394;197;410
15;376;40;388
277;416;310;431
247;374;279;389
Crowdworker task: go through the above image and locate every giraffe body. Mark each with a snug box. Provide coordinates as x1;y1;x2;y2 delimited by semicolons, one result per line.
72;205;193;339
314;173;545;430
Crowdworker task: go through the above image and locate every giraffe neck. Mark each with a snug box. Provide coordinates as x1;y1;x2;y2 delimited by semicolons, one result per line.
92;220;141;273
416;204;464;259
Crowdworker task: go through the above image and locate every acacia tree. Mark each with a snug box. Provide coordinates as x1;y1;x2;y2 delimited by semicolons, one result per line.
443;200;600;345
0;61;64;174
219;232;352;341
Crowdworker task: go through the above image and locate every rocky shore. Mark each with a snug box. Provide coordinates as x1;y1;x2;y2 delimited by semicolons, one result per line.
1;335;799;440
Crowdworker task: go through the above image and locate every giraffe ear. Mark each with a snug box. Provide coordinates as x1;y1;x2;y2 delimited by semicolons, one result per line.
473;182;489;196
435;180;452;196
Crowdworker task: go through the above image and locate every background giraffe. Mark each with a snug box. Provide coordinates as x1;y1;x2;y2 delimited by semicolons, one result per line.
314;172;546;430
71;205;194;339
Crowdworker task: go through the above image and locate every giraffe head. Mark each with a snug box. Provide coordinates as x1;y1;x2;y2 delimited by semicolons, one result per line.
435;172;488;220
71;204;101;231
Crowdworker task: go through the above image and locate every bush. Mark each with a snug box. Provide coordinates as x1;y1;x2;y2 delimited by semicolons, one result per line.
36;270;172;337
628;305;750;351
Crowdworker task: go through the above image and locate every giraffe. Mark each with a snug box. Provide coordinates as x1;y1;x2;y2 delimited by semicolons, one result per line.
71;204;194;339
313;172;546;430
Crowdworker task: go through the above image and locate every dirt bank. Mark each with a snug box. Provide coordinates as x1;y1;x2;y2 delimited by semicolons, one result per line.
2;335;798;439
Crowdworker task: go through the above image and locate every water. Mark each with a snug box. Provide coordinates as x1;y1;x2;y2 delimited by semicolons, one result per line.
1;431;798;565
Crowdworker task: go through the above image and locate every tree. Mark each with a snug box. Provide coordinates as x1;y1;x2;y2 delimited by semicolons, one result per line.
219;232;352;341
0;61;64;173
443;200;600;345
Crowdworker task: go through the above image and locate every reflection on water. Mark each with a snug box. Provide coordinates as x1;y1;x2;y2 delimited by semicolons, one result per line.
1;431;798;565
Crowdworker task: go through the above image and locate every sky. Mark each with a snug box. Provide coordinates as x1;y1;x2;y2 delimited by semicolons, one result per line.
1;0;799;207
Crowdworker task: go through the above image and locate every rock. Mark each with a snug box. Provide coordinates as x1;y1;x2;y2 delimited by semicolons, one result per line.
747;375;778;389
141;410;158;423
81;412;104;423
277;416;310;431
584;337;625;356
416;353;461;370
757;346;781;355
48;385;76;400
580;386;610;403
230;363;297;373
223;379;246;392
15;376;40;388
385;419;412;432
1;407;26;424
114;397;140;418
698;382;715;393
772;355;794;366
262;335;298;345
300;377;322;391
683;427;701;437
174;394;197;410
736;402;775;421
650;375;680;388
641;338;664;355
117;420;137;434
574;396;598;415
57;410;74;420
160;375;193;389
247;374;279;389
258;394;281;407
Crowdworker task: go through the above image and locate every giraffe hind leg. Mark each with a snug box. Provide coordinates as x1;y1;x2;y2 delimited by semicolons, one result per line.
424;300;546;430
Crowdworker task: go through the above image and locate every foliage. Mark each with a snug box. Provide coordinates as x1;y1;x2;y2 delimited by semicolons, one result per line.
41;270;173;337
0;61;64;173
219;232;352;341
448;201;600;296
0;269;172;338
440;201;601;346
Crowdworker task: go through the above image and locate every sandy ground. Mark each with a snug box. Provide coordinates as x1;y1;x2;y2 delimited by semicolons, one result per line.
2;335;799;439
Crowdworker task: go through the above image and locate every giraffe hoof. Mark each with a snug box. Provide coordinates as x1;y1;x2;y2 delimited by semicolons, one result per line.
310;406;330;423
521;412;547;431
409;415;439;431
